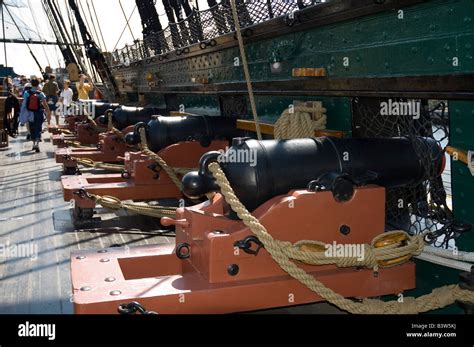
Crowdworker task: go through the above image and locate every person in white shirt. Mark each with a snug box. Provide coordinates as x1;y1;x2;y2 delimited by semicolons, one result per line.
58;79;74;122
38;77;44;91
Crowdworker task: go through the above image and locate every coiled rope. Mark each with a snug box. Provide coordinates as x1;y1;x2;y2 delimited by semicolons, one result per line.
208;162;474;314
274;106;327;140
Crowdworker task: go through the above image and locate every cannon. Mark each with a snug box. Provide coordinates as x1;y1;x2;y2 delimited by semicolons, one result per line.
183;136;445;211
70;137;444;313
124;114;241;152
62;115;244;219
54;125;136;175
48;101;120;135
51;106;164;148
54;108;169;172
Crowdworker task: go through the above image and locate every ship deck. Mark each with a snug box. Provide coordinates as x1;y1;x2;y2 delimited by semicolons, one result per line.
0;127;177;314
0;126;343;314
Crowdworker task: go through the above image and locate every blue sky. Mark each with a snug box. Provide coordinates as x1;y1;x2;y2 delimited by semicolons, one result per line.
1;0;208;77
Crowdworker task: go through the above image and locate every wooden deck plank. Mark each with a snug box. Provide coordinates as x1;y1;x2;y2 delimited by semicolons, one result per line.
0;126;172;314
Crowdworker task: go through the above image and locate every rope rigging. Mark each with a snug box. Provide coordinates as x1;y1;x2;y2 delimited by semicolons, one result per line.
42;3;63;67
113;4;137;51
27;0;51;67
78;0;100;52
68;0;120;98
229;0;262;140
42;0;81;68
76;0;100;81
1;2;7;72
119;0;136;42
90;0;107;52
64;0;85;68
3;5;39;39
85;0;102;51
2;2;45;75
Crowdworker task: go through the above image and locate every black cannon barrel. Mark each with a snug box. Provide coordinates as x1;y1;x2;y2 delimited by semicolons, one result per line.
125;115;244;152
97;106;166;130
182;137;444;211
77;102;121;118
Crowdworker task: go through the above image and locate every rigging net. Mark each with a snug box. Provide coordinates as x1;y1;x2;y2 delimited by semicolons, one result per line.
113;0;321;65
352;98;460;249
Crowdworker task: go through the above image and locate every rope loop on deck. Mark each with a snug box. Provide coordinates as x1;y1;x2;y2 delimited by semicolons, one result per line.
69;157;125;172
86;192;177;219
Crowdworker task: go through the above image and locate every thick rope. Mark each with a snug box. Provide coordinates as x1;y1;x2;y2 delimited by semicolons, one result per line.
71;157;125;172
63;140;94;149
274;106;328;140
86;115;99;128
294;230;424;272
88;193;176;219
230;0;262;140
58;128;73;135
107;113;123;138
138;127;188;190
208;162;474;314
86;115;107;133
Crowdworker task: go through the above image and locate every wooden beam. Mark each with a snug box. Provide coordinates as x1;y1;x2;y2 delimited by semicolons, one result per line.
446;145;469;165
139;74;474;100
236;120;275;135
292;68;327;77
236;119;345;138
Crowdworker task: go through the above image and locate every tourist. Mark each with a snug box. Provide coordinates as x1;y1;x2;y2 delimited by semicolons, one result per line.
19;83;33;141
42;74;59;125
77;74;94;100
23;78;51;153
38;77;45;91
16;76;29;96
5;91;20;138
3;75;13;93
59;79;74;118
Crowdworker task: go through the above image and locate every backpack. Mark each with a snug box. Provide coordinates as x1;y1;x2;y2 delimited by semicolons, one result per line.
26;90;41;112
